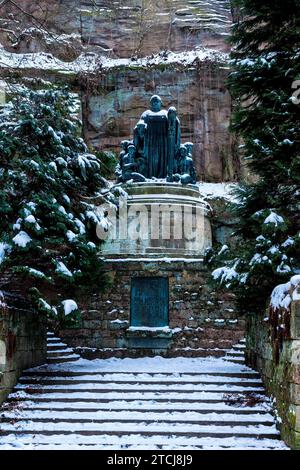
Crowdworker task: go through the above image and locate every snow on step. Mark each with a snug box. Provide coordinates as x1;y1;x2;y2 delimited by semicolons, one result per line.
0;410;276;427
18;373;263;385
0;336;288;450
0;434;287;450
45;331;79;364
0;420;280;438
4;400;272;413
14;382;265;392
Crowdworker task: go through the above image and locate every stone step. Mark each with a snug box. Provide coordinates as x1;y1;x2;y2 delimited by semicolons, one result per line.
46;355;80;364
0;409;275;426
18;377;263;387
226;351;245;357
47;349;76;357
170;349;225;358
0;421;281;439
47;339;65;345
8;392;266;403
1;403;272;414
224;358;245;365
22;370;261;379
233;344;246;350
47;344;68;351
0;435;287;450
14;383;265;393
0;332;287;450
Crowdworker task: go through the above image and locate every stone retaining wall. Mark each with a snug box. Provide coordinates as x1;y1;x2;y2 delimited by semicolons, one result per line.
0;295;47;405
246;301;300;449
60;259;245;358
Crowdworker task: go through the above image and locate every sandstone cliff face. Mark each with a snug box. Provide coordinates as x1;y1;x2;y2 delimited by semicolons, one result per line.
85;60;239;181
0;1;231;59
79;0;232;57
0;0;241;182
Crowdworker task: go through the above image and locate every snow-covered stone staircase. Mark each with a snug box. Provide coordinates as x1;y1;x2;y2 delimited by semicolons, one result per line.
47;332;80;364
0;335;288;450
223;339;246;365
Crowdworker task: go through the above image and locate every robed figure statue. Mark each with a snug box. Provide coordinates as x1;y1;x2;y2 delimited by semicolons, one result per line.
116;95;196;184
141;95;169;179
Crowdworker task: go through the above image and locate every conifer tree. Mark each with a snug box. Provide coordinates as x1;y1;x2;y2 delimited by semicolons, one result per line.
208;0;300;312
0;88;115;317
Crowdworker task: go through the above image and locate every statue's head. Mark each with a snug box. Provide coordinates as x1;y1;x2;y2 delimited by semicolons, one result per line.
179;144;188;158
121;140;130;150
136;120;147;136
150;95;162;113
127;144;136;158
168;106;177;121
184;142;194;154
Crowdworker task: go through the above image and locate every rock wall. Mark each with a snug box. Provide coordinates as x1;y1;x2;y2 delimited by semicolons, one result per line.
246;299;300;449
0;1;231;59
79;0;232;58
0;0;241;182
0;293;47;405
85;59;240;181
60;259;244;358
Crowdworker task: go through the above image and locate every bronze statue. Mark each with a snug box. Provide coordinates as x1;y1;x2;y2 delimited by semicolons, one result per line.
121;144;146;183
115;139;131;182
174;145;196;185
116;95;196;184
167;106;181;182
141;95;169;178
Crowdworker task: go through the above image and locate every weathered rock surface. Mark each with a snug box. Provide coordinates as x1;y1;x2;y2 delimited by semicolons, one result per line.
0;0;240;182
85;59;240;181
0;1;231;59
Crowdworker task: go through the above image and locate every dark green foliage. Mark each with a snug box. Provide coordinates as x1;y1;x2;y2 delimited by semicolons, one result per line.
209;0;300;312
95;150;118;180
0;88;111;316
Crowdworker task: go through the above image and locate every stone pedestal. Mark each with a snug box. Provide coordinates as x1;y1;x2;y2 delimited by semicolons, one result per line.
102;182;212;258
59;183;244;358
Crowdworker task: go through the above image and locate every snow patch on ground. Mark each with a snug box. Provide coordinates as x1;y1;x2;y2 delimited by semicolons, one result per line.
198;183;237;201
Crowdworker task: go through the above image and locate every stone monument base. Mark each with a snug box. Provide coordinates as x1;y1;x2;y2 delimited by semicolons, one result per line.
59;259;245;358
102;182;212;258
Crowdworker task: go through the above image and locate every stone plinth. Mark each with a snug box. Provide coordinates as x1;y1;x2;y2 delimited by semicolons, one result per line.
59;259;244;357
58;182;244;357
102;182;212;258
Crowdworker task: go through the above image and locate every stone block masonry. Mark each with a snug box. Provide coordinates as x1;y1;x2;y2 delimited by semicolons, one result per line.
246;299;300;449
0;295;47;405
59;259;245;359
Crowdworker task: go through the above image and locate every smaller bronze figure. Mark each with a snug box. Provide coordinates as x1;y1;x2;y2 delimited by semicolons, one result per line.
167;107;181;182
184;142;194;159
116;140;131;182
174;144;197;185
133;120;148;176
134;121;147;157
121;144;146;183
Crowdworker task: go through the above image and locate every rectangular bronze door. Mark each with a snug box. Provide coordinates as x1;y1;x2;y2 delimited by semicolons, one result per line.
131;277;169;327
